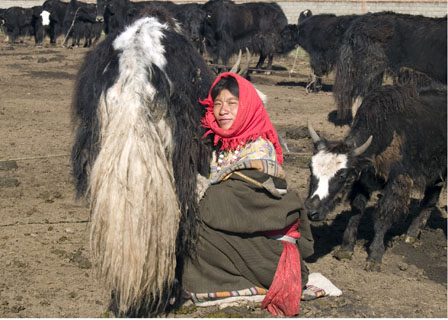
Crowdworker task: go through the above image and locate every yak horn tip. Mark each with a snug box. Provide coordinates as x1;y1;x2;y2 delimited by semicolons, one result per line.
307;120;321;143
353;135;373;156
229;49;243;73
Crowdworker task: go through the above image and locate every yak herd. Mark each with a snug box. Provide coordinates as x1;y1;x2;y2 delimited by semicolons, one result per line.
1;0;446;317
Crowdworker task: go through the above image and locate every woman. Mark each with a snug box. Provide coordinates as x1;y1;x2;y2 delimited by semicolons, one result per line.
182;72;314;316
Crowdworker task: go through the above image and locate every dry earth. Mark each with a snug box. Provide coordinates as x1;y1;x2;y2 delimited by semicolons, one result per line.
0;36;446;318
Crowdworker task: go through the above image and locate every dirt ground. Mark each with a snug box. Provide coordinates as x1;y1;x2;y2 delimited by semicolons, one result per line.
0;36;446;318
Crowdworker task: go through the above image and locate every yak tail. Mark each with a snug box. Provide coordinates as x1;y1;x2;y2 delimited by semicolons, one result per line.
89;18;180;315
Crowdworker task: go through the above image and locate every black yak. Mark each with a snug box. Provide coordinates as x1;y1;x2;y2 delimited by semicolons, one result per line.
0;6;44;44
62;0;102;48
202;0;288;73
305;85;446;271
70;8;216;316
95;0;206;52
42;0;69;44
332;11;447;125
296;9;359;93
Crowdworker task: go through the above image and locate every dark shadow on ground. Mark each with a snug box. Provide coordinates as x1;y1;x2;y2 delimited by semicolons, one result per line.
276;80;333;93
305;198;447;272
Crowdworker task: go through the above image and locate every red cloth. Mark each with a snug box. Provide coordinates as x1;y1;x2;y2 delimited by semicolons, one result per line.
200;72;284;164
261;220;302;316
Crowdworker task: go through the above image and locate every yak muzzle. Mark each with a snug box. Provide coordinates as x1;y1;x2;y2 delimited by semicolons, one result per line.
305;196;325;221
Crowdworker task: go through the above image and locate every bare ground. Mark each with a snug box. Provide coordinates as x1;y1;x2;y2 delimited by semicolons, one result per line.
0;38;446;318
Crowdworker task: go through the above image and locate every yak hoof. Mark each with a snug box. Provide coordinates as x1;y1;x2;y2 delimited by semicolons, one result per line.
365;260;381;272
333;249;353;261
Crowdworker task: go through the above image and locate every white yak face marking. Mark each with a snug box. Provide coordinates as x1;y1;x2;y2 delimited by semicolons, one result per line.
41;10;50;26
311;150;348;200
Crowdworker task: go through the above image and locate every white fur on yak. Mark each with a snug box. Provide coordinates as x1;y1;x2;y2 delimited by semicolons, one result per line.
90;17;179;313
72;12;259;315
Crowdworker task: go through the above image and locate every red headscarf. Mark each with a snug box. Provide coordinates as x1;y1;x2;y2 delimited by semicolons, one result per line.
200;72;284;164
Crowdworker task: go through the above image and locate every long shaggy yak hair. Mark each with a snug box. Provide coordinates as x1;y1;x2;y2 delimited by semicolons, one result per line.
70;12;214;316
332;11;447;125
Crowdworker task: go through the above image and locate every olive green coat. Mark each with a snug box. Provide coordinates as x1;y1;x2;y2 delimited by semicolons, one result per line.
182;169;314;293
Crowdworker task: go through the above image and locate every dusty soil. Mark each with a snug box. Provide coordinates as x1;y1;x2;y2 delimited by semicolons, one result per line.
0;36;446;318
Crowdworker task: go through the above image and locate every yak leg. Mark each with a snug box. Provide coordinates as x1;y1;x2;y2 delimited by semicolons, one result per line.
10;27;20;43
405;185;443;242
313;76;322;92
49;26;56;44
254;54;266;71
366;174;412;272
264;54;274;75
334;192;369;260
306;74;322;93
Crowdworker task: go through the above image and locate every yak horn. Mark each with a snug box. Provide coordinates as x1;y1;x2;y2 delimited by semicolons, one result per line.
237;47;251;76
307;120;321;143
230;49;243;73
353;135;373;156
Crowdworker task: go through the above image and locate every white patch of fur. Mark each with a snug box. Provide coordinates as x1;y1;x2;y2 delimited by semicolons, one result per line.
311;151;348;199
172;18;184;34
90;17;180;314
41;10;50;26
196;173;210;202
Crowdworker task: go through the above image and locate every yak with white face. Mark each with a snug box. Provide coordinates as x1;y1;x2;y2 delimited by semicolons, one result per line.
305;122;371;221
304;85;446;272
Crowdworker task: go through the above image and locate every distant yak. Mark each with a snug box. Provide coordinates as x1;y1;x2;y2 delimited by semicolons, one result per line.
295;9;359;93
332;11;447;125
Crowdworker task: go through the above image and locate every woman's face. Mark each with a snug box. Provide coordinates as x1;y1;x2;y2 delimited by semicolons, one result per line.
213;89;239;130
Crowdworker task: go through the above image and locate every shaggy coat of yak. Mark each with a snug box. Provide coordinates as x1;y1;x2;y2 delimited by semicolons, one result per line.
296;9;359;92
305;85;446;271
332;11;447;125
202;0;288;72
70;12;215;316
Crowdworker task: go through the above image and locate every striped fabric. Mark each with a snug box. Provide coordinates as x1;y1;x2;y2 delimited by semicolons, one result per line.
189;284;326;305
189;286;268;303
210;158;285;185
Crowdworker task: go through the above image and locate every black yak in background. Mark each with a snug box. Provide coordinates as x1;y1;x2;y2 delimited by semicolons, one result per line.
332;11;447;125
202;0;288;73
71;8;216;316
95;0;206;52
296;9;359;93
42;0;69;44
305;85;446;271
0;6;44;44
62;0;102;48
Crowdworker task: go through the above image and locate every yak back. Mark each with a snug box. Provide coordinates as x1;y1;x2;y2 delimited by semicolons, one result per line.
344;11;447;84
348;85;446;188
203;0;287;41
